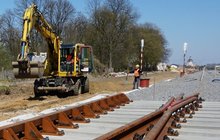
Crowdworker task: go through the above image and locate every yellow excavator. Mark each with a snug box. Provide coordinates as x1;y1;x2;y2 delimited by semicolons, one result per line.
12;4;93;97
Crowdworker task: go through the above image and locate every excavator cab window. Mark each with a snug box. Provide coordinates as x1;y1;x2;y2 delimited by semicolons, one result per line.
80;46;93;72
60;44;74;72
59;44;93;73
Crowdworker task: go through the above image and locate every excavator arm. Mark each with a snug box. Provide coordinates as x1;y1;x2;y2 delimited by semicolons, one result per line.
12;4;61;78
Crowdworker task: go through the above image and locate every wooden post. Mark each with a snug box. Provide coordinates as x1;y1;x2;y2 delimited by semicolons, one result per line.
140;39;144;70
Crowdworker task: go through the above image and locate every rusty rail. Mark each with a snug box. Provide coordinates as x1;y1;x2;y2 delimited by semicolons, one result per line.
145;94;202;140
95;97;175;140
0;93;203;140
0;93;131;140
96;93;202;140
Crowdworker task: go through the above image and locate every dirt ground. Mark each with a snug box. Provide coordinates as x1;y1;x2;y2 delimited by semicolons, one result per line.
0;71;179;121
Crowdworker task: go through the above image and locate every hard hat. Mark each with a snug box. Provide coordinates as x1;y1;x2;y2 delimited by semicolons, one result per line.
136;64;140;68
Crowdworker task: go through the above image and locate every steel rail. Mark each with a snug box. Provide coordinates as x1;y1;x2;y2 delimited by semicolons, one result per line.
95;93;201;140
95;97;176;140
169;93;199;107
145;94;200;140
0;93;131;140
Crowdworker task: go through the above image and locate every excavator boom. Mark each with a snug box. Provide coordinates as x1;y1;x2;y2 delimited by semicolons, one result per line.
12;4;60;78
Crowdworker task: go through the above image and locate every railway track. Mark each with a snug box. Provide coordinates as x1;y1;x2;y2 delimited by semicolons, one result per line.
0;91;207;140
96;93;202;140
169;101;220;140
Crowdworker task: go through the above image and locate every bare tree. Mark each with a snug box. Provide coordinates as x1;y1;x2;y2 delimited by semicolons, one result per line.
0;10;20;60
44;0;75;36
12;0;75;53
87;0;137;70
14;0;48;24
15;0;75;36
87;0;102;15
63;13;88;43
0;16;3;40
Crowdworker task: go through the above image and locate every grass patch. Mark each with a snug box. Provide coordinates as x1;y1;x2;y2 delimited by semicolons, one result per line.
0;86;10;95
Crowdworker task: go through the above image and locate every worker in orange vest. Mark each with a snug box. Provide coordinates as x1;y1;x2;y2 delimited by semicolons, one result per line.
66;50;80;74
66;52;74;74
133;64;142;89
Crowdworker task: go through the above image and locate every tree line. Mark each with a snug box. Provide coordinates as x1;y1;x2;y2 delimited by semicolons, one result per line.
0;0;171;73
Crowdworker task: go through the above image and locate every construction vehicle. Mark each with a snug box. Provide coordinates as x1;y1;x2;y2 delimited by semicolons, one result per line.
12;4;93;97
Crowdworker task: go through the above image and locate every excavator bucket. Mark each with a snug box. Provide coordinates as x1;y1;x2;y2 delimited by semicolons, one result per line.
12;60;44;78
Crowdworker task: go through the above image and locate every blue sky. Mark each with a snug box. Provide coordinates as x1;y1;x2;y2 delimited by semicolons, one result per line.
1;0;220;65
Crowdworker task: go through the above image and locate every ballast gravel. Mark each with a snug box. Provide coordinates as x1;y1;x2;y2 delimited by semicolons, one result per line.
127;70;220;102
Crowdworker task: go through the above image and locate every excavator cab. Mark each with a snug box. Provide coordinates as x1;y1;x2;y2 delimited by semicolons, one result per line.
59;43;93;77
33;44;93;97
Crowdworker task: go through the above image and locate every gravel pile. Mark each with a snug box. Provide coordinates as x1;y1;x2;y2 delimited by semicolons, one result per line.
127;70;220;102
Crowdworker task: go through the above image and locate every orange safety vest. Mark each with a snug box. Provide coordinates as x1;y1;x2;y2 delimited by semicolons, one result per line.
67;54;79;63
134;69;140;77
67;54;73;62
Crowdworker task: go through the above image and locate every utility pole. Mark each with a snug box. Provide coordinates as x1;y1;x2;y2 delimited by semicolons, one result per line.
183;42;188;74
140;39;144;70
